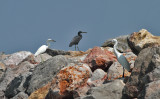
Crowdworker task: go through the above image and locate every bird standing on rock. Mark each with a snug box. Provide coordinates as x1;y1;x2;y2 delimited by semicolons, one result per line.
35;39;56;62
69;31;87;51
112;39;130;78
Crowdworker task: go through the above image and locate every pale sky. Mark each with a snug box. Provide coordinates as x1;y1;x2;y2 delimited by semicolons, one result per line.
0;0;160;54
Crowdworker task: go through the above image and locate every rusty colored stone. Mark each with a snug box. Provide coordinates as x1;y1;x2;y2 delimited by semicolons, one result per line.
83;47;116;71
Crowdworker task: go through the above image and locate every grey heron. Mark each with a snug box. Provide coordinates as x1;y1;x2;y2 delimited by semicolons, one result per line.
112;39;130;78
35;39;56;62
69;31;87;51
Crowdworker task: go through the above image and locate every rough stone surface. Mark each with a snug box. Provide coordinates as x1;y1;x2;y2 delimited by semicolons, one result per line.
11;92;28;99
83;47;116;71
91;69;107;81
3;51;32;66
0;61;35;98
5;72;32;98
102;35;130;52
26;55;74;95
29;64;92;99
34;53;52;63
86;79;125;99
123;47;160;98
128;29;160;55
46;48;70;56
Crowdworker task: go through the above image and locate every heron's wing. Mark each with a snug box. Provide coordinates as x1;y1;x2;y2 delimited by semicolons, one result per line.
69;36;82;47
34;45;48;56
118;55;130;71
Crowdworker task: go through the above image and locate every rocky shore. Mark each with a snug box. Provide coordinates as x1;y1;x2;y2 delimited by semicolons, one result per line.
0;29;160;99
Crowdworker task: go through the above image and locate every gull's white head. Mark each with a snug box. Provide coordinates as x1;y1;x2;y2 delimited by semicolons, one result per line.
112;39;117;43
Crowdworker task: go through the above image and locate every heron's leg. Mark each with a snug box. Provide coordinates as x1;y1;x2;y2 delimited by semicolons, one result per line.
77;46;80;51
75;45;76;51
122;67;125;78
40;54;44;63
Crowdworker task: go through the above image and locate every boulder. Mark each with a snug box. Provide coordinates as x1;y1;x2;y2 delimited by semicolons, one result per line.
102;35;130;52
0;61;35;98
29;64;92;99
83;47;116;71
26;55;74;95
122;47;160;98
3;51;32;66
11;92;28;99
86;79;125;99
34;53;52;63
5;72;32;98
46;48;70;56
127;29;160;55
0;62;6;82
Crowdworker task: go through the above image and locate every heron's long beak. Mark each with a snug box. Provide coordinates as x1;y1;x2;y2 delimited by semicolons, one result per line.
51;40;56;42
82;32;87;33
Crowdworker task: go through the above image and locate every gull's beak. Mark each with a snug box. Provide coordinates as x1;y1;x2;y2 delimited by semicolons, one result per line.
82;32;87;33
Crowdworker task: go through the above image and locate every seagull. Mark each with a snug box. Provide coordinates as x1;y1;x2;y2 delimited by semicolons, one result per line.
35;39;56;62
69;31;87;51
112;39;130;78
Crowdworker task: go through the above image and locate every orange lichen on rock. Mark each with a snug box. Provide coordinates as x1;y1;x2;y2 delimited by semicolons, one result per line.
83;47;117;71
57;64;91;95
28;82;51;99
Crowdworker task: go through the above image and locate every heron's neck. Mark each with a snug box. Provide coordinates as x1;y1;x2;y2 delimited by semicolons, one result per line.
47;41;50;47
113;41;120;57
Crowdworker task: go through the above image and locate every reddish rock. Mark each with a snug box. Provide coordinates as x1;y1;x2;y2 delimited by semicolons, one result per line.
83;47;116;71
29;64;92;99
57;64;91;96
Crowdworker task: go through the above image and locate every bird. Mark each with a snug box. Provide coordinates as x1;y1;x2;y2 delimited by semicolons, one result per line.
35;39;56;62
112;39;130;78
69;31;87;51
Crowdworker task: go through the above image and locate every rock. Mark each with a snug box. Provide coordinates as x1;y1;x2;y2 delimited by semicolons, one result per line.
91;69;107;81
139;80;160;99
122;47;160;98
83;47;116;71
3;51;32;66
56;64;91;96
102;35;130;52
5;72;32;98
11;92;28;99
29;64;92;99
26;55;73;95
0;61;34;98
107;51;136;80
34;53;52;63
0;62;6;82
86;79;125;99
46;48;70;56
127;29;160;55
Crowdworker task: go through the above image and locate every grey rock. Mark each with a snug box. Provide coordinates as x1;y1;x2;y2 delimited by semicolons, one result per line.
46;48;70;56
26;55;74;95
91;69;107;81
11;92;28;99
0;61;34;98
86;79;125;99
123;47;160;98
34;53;52;63
101;35;130;52
5;72;32;98
3;51;32;66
